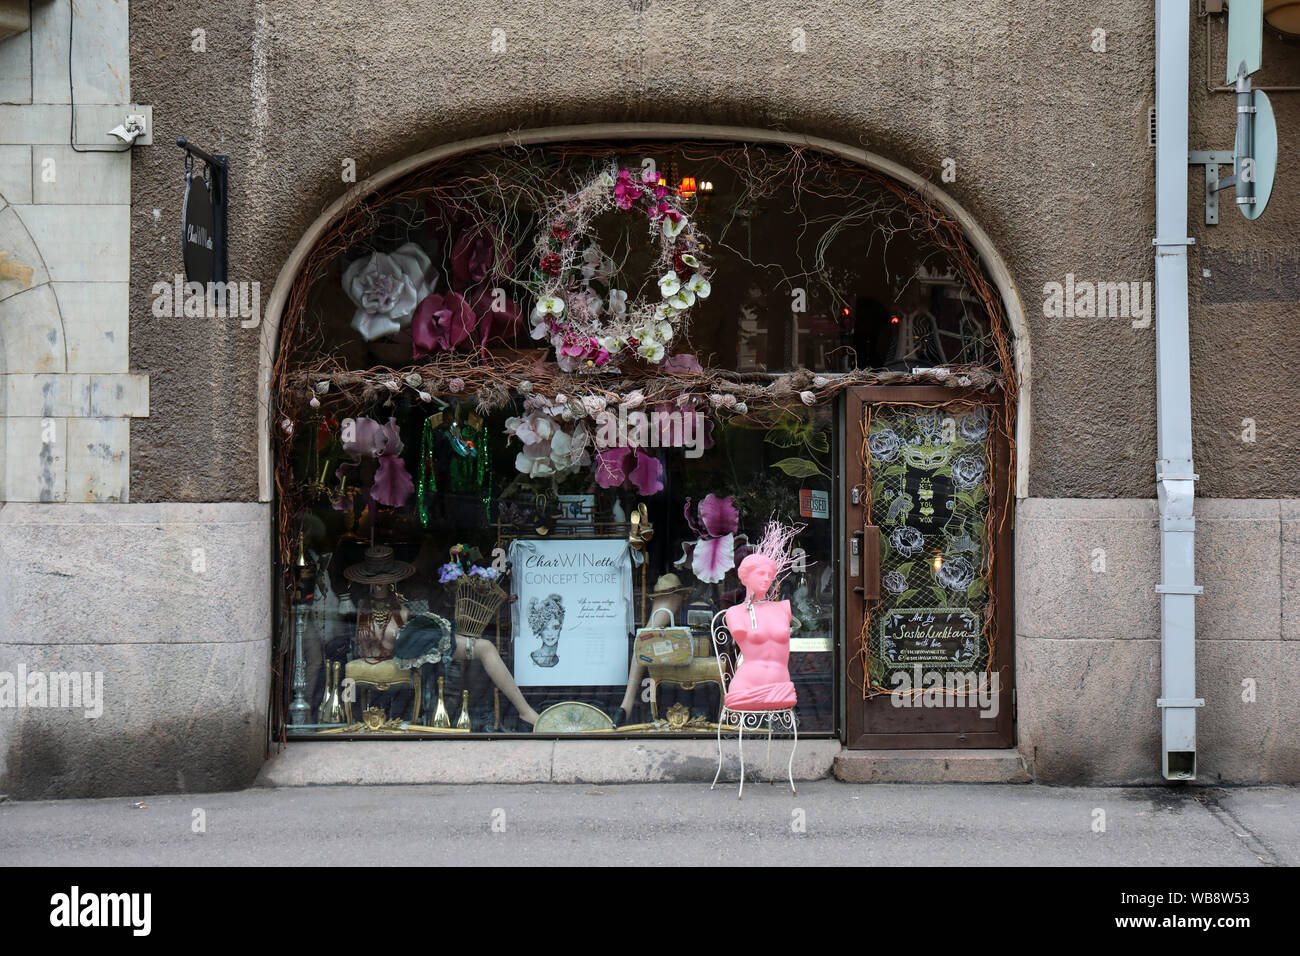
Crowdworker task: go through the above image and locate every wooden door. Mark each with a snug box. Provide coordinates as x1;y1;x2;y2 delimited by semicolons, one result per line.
844;386;1014;748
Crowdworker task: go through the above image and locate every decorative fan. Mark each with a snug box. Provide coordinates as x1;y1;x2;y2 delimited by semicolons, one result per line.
533;702;616;733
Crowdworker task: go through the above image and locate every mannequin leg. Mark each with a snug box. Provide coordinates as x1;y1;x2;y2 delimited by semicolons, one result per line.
618;660;645;715
453;636;539;726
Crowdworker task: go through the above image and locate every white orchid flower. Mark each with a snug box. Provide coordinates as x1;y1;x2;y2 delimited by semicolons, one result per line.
662;216;687;240
608;289;628;316
639;340;666;362
658;273;681;297
653;303;673;322
687;274;711;298
655;321;674;340
535;296;565;316
666;289;696;310
679;253;700;269
599;335;623;353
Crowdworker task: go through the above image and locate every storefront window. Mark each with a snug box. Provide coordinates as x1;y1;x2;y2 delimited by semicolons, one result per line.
275;140;994;738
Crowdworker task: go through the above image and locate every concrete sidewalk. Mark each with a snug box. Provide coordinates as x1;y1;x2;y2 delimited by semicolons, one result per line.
1;781;1296;866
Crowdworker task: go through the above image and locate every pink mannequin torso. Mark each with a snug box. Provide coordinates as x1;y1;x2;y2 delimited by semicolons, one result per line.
723;599;797;710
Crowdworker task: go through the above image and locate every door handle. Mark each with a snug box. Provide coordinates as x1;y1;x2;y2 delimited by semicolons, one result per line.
862;526;881;601
851;527;882;601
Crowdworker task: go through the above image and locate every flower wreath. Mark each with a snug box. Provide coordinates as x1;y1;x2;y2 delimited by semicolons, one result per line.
529;162;712;370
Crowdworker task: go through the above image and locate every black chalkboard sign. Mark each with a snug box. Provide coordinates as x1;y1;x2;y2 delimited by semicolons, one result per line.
880;608;981;667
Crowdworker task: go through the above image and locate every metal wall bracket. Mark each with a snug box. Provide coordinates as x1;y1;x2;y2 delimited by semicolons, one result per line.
1157;697;1205;708
1152;236;1195;259
1188;150;1236;224
1155;583;1204;595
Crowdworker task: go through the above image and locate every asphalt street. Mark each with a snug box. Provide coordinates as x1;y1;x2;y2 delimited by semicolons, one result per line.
1;781;1297;866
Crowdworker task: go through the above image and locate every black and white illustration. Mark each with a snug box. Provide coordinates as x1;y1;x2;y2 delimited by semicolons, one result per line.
527;594;565;668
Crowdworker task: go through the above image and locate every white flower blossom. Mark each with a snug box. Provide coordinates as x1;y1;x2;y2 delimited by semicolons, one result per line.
666;289;696;310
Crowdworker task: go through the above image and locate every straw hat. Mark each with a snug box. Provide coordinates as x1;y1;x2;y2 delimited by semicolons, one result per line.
648;573;690;627
343;545;415;585
651;573;691;596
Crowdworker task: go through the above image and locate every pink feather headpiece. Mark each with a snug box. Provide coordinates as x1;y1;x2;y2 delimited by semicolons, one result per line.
738;518;805;599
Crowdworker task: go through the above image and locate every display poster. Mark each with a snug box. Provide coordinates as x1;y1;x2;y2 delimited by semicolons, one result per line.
509;538;633;687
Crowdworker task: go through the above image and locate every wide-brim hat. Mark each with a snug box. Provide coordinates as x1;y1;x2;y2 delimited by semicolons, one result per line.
651;572;692;596
344;545;415;585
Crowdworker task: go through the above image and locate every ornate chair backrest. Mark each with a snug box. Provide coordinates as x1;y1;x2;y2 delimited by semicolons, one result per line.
710;608;736;697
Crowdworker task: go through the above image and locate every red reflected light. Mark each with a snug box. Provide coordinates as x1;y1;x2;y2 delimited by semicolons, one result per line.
890;315;901;325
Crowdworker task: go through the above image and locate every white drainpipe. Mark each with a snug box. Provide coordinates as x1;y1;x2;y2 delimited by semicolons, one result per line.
1153;0;1204;780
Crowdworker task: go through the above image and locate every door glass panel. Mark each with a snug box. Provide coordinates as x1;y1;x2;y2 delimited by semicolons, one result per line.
864;402;993;689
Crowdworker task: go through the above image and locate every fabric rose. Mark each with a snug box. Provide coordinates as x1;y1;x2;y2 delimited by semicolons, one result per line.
412;291;476;356
952;453;987;491
467;285;523;346
868;429;902;463
889;525;924;558
936;554;977;592
451;226;510;289
342;242;432;341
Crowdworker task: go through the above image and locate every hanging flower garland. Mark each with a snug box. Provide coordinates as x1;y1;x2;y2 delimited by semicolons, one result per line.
528;163;712;371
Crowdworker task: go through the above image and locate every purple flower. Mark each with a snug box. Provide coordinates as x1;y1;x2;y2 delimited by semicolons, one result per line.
698;493;739;537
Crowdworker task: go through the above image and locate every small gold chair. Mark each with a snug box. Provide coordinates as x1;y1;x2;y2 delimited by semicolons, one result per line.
343;658;421;724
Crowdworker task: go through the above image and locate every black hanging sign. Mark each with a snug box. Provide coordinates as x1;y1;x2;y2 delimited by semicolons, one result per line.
177;138;228;284
182;171;216;284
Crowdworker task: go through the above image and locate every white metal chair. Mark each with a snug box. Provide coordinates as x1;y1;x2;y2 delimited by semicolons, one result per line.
709;609;798;799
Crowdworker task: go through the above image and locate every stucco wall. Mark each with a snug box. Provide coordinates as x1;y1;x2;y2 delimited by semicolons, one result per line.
122;3;1300;502
122;1;1155;501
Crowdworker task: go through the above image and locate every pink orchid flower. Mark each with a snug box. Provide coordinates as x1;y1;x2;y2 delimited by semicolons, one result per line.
614;169;638;211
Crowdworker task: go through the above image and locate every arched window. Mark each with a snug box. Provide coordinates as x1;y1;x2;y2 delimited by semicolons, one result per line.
272;138;1012;742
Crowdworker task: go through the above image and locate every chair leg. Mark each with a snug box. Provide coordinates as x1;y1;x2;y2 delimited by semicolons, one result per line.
711;709;725;790
766;713;775;785
737;719;745;800
787;710;798;797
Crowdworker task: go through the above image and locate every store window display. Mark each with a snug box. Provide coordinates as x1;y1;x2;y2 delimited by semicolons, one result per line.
275;140;997;740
